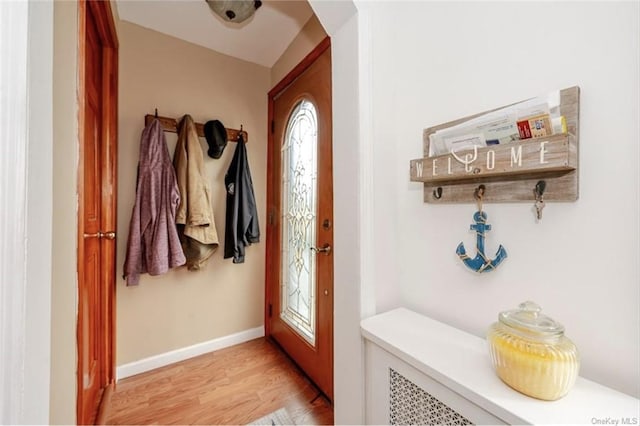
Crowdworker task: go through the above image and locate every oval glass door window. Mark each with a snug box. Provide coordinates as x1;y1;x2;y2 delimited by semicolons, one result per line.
280;99;318;346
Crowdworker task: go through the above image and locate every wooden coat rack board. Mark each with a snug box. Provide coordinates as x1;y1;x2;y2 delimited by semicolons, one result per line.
409;86;579;203
145;114;249;143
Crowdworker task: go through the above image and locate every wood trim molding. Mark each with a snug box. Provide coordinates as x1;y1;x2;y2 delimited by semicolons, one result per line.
265;37;331;337
268;36;331;97
76;0;119;423
101;43;118;386
75;2;88;422
95;382;114;425
87;0;118;48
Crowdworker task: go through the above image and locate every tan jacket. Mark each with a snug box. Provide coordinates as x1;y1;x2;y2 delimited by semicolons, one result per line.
174;115;219;270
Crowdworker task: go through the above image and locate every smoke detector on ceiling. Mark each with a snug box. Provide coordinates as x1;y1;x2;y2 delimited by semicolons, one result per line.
206;0;263;24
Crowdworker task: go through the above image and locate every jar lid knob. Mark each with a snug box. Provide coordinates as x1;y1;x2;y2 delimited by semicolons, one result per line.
499;301;565;337
519;301;542;316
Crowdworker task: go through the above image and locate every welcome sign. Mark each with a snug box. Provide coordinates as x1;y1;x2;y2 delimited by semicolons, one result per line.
409;86;579;204
410;134;574;183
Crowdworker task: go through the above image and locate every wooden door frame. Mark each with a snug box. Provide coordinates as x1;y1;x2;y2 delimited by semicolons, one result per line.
76;0;118;423
265;36;331;336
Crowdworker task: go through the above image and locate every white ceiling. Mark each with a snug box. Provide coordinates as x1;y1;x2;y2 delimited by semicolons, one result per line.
115;0;315;68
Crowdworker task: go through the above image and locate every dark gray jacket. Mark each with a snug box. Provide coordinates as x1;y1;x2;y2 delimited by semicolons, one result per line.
224;134;259;263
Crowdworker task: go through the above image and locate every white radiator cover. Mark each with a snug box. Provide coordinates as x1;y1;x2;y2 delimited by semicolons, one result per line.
389;368;472;425
362;308;640;425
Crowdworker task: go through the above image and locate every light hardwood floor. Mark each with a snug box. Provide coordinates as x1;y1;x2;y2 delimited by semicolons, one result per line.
105;338;333;425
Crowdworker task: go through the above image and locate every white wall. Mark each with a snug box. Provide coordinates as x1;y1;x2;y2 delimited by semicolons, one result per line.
307;1;371;424
51;1;79;423
367;1;639;398
0;2;29;423
24;1;53;423
330;13;368;425
1;1;53;423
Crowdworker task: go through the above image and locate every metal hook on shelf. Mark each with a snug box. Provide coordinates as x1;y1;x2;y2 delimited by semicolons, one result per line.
433;187;443;200
533;180;546;221
534;180;546;198
474;184;486;212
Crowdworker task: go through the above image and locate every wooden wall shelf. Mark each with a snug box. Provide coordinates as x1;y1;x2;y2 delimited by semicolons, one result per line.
409;86;579;203
145;114;248;143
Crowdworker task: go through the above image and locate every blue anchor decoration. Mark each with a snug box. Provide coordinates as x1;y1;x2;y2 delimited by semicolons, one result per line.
456;185;507;273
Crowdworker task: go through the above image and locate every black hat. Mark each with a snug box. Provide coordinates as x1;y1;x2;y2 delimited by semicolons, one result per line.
204;120;228;159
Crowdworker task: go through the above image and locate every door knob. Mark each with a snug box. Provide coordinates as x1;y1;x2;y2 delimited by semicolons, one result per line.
83;231;116;240
310;244;331;255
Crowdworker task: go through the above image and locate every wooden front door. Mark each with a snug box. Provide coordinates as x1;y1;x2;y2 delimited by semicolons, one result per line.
266;38;333;400
77;1;118;424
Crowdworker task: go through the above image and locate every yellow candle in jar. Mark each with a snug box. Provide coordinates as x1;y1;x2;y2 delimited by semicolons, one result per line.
487;302;580;401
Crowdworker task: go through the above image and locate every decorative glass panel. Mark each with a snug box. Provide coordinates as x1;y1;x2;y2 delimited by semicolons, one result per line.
280;99;318;346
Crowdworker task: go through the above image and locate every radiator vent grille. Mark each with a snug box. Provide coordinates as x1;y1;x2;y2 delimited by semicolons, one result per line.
389;368;473;425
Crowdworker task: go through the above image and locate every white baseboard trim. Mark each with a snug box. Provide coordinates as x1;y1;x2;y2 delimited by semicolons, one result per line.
116;325;264;381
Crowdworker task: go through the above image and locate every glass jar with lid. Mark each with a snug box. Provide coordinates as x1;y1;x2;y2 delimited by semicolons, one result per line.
487;301;580;401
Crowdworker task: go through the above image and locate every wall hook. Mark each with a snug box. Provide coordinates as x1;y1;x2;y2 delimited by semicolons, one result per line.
474;184;486;212
534;180;546;198
433;187;443;200
533;180;546;221
474;184;486;201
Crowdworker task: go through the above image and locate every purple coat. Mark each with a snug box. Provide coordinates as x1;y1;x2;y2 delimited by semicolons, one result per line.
123;119;186;285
